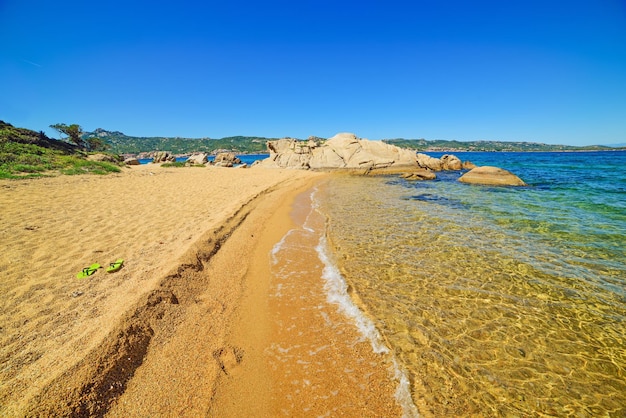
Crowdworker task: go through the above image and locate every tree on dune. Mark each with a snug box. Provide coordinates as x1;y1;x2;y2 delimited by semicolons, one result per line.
50;123;108;151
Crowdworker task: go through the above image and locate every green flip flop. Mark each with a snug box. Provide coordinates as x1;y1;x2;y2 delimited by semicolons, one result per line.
77;263;101;279
107;259;124;273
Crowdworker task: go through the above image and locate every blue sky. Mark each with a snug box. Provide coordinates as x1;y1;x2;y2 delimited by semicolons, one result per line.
1;0;625;145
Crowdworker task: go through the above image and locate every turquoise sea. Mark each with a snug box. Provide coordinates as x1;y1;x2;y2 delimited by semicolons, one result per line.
282;151;625;416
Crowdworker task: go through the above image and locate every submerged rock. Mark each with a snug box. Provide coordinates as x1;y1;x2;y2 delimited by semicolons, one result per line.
458;166;526;186
400;169;437;181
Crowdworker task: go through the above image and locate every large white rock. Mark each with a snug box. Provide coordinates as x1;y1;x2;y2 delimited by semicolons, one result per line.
259;133;418;170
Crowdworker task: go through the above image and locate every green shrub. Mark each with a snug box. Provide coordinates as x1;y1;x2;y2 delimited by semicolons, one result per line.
11;164;46;173
16;154;47;165
0;153;16;164
59;157;121;175
161;161;186;168
0;169;14;179
0;122;123;179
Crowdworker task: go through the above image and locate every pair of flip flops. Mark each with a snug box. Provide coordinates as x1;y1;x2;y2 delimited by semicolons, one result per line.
76;259;124;278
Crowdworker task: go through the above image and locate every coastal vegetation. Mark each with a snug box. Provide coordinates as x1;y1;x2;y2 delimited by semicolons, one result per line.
161;161;188;168
0;121;121;179
84;129;271;155
51;123;109;152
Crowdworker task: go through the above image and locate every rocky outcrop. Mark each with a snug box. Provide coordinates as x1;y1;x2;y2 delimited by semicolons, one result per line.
458;166;526;186
266;140;312;169
124;157;140;165
440;154;463;170
415;153;442;171
186;153;208;166
260;133;418;170
416;153;464;171
152;151;176;163
462;161;477;170
213;152;241;167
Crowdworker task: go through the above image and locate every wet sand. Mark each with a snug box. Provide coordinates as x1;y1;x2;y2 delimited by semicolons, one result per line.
208;183;403;417
0;164;403;417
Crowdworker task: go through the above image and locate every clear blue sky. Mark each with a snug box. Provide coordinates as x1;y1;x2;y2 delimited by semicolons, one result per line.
2;0;625;145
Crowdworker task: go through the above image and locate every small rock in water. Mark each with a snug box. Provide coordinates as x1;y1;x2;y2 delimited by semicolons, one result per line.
458;166;526;186
400;169;437;180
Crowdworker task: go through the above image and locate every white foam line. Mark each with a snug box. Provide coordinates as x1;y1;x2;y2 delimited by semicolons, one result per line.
302;186;320;232
315;228;420;417
315;235;389;354
271;228;297;265
272;186;320;263
391;357;420;418
274;183;420;416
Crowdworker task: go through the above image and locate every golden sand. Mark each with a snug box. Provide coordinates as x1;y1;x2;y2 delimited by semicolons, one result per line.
0;164;402;417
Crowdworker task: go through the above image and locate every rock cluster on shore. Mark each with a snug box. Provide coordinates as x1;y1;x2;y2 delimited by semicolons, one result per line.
124;157;140;165
152;151;177;163
213;152;242;167
124;132;526;186
256;132;526;186
415;153;477;171
258;133;418;170
124;151;245;167
185;153;208;165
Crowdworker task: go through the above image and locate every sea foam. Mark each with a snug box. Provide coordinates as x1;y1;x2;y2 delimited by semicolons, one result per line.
272;185;420;417
312;196;420;417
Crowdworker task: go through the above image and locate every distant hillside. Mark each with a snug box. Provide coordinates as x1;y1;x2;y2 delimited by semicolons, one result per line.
84;129;274;155
85;129;622;154
382;138;618;152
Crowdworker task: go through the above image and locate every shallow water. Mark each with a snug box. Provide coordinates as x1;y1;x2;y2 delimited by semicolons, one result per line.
267;187;411;416
314;152;626;416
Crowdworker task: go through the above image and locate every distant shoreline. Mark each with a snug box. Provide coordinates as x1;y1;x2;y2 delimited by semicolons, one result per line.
416;148;626;153
84;128;622;156
126;148;625;162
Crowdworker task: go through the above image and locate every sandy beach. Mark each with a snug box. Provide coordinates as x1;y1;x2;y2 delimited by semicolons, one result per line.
0;164;402;417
